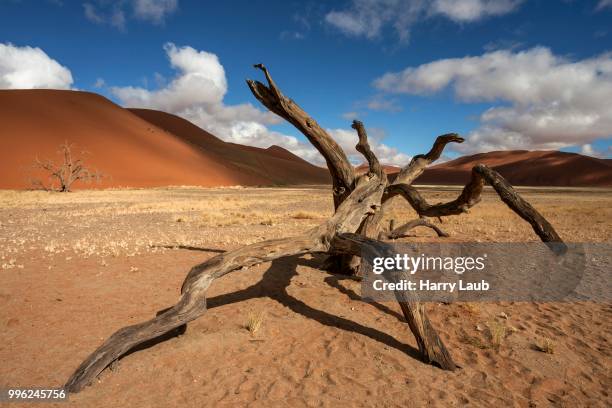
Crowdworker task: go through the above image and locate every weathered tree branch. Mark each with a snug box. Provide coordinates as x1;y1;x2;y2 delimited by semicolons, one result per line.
352;120;387;239
353;120;383;180
380;218;449;240
320;119;386;275
387;164;564;244
473;165;563;244
247;64;354;208
392;133;465;186
384;165;484;217
330;233;457;370
377;133;465;231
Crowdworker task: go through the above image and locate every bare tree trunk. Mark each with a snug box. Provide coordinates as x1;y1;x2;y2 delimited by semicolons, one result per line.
322;120;387;275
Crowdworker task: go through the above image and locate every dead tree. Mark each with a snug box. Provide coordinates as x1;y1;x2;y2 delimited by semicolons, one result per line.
32;141;102;192
64;65;565;393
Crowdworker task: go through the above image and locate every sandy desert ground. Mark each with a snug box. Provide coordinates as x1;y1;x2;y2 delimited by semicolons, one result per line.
0;185;610;407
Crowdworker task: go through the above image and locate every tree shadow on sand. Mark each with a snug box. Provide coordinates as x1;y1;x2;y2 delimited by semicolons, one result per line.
122;251;422;364
150;245;226;253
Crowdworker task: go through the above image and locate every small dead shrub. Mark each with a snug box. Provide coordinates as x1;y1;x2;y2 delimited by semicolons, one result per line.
460;334;489;349
292;211;318;220
535;338;555;354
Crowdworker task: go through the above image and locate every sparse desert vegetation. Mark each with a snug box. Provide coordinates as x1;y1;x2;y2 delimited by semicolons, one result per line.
487;320;507;350
246;311;266;336
0;185;610;406
535;337;556;354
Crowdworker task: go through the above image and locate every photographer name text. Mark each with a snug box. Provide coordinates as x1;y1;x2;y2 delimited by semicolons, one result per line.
372;279;490;292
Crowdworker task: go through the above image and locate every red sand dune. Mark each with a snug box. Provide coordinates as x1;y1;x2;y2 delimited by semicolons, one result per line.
0;90;329;189
355;163;400;175
1;90;609;189
357;152;611;187
415;150;612;187
128;108;330;186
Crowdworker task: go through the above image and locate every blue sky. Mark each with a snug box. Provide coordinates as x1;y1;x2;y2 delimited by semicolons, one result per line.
1;0;611;163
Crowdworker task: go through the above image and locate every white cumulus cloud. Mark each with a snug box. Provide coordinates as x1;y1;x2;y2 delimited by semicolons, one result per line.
112;43;227;111
367;95;402;112
111;43;327;163
580;143;608;158
325;0;523;42
431;0;523;22
111;43;414;166
84;2;126;30
0;43;73;89
327;127;412;166
373;47;612;155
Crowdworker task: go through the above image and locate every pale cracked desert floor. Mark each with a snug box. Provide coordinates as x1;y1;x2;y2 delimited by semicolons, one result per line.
0;185;610;407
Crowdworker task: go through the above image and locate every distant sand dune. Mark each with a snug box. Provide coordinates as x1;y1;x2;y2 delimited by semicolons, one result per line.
415;150;612;187
359;151;612;187
128;108;330;187
0;90;329;190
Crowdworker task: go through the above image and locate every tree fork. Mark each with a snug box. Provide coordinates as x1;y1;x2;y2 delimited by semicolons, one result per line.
320;121;385;275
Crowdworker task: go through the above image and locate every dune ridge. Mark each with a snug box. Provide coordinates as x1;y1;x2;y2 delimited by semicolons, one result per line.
128;108;330;186
359;152;611;187
415;150;612;187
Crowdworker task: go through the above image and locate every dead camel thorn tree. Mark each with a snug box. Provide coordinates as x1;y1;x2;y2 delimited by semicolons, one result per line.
32;141;103;192
64;64;565;393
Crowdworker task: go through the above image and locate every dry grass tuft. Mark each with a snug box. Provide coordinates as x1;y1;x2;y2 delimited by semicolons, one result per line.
246;311;265;336
535;337;555;354
461;320;508;351
460;334;489;349
292;211;318;220
507;324;519;334
462;303;480;315
488;321;506;350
